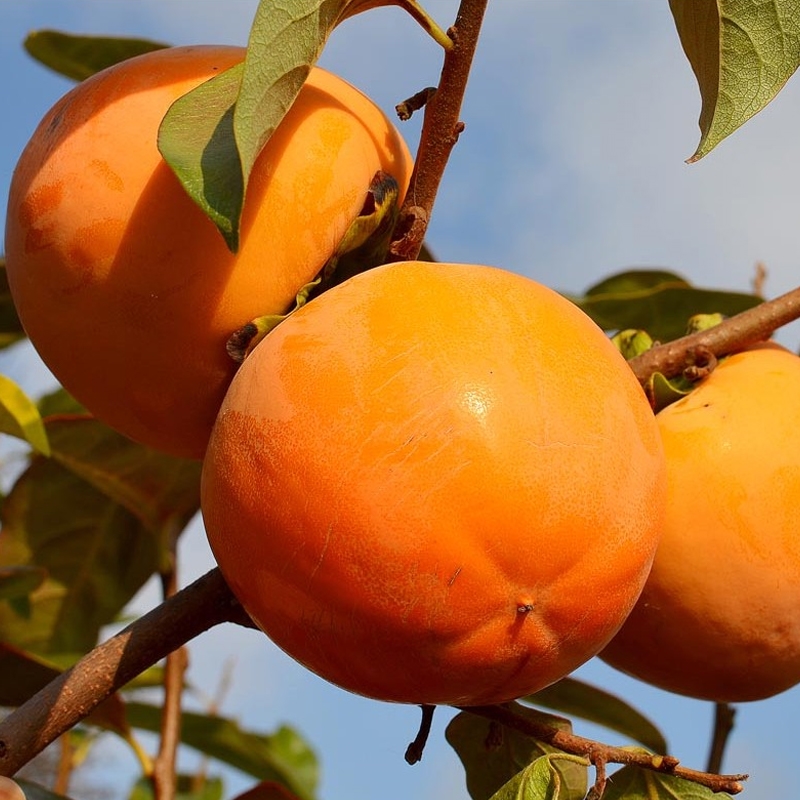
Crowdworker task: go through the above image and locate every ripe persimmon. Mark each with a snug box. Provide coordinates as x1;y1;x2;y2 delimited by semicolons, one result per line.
201;260;667;705
4;45;413;459
602;343;800;702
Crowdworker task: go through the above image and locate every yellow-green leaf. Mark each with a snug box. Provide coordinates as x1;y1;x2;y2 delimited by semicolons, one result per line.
0;457;161;656
0;374;50;456
670;0;800;161
446;706;587;800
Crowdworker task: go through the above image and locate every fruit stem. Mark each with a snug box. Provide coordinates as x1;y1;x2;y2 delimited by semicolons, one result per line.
388;0;489;261
628;284;800;384
0;569;254;777
456;703;748;794
404;704;436;764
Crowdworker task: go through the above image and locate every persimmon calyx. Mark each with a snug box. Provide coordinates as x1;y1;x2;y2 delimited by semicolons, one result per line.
226;170;401;363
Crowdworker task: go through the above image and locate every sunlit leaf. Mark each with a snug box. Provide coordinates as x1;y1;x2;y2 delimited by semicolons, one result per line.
568;269;761;343
669;0;800;161
602;765;735;799
0;260;26;349
446;706;587;800
0;375;50;456
126;703;318;800
489;755;585;800
523;676;668;754
0;456;160;656
43;415;201;535
159;0;404;250
24;30;169;82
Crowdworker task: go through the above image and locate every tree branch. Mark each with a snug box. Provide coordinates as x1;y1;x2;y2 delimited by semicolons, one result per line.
388;0;489;261
457;704;748;795
0;569;253;777
628;284;800;384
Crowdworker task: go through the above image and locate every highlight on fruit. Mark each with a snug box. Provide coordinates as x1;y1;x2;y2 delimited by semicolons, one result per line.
4;44;413;459
201;259;668;706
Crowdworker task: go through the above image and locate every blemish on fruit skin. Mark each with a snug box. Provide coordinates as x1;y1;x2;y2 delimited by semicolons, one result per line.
90;159;124;192
19;182;64;254
448;566;462;586
517;603;535;614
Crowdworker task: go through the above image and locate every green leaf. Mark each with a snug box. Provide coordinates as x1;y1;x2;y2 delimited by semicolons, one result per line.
158;63;246;251
0;260;26;350
43;415;201;535
130;775;224;800
669;0;800;161
232;1;348;205
125;703;319;800
24;30;169;82
159;0;395;250
568;269;761;343
0;456;161;656
446;706;587;800
0;564;47;602
602;765;735;799
490;756;585;800
37;388;86;418
522;677;668;754
0;374;50;456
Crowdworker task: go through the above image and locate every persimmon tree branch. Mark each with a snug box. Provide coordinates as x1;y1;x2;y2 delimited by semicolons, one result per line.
388;0;489;260
457;704;748;795
0;569;254;778
628;284;800;384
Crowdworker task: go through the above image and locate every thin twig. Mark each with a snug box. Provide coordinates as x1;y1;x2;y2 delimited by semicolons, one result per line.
707;703;737;775
628;284;800;384
389;0;489;261
151;524;189;800
0;569;254;777
456;704;748;795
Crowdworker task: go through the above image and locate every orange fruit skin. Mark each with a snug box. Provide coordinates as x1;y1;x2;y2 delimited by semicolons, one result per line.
201;261;667;705
4;45;413;459
602;343;800;702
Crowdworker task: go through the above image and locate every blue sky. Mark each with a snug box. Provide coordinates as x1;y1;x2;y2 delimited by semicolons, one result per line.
2;3;800;800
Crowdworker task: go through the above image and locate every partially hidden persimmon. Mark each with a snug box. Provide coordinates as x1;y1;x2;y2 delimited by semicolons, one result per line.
602;343;800;702
4;45;413;459
201;260;667;705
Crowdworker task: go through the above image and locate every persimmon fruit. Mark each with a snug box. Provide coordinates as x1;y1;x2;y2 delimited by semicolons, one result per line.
201;260;667;705
4;45;413;459
602;343;800;702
